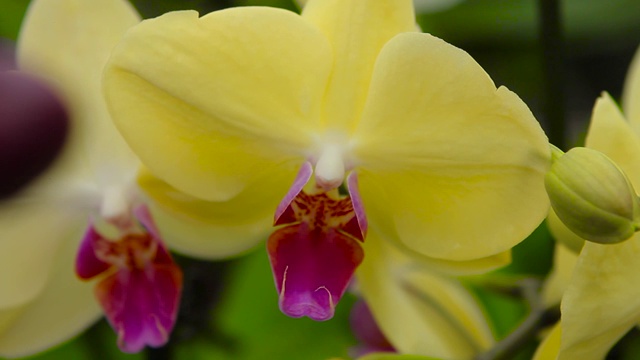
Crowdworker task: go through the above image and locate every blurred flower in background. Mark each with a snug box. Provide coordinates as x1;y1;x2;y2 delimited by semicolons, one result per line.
0;0;184;355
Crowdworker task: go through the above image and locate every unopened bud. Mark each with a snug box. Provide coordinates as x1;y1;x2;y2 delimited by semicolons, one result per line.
545;146;640;244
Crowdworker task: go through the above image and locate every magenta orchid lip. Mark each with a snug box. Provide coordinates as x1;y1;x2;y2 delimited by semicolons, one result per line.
76;205;182;353
268;162;366;321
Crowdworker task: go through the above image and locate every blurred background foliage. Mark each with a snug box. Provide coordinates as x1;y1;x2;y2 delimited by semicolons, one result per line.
1;0;640;359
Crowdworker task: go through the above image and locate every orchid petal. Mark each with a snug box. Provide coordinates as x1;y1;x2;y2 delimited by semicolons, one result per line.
585;92;640;189
357;232;494;358
104;8;332;201
532;323;562;360
267;223;363;321
301;0;416;131
541;243;578;307
546;210;585;254
0;230;101;357
96;265;182;353
17;0;140;188
558;235;640;359
75;223;111;280
138;168;290;259
0;202;80;308
623;46;640;129
354;32;550;260
274;162;313;225
346;172;368;242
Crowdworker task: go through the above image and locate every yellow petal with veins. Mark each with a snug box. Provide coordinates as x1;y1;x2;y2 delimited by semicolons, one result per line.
586;92;640;189
354;32;550;261
138;168;296;259
558;235;640;360
623;46;640;131
302;0;416;131
18;0;140;189
357;232;494;358
104;8;332;202
0;222;100;357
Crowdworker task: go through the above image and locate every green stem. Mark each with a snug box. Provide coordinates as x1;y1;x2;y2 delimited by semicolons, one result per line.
475;279;559;360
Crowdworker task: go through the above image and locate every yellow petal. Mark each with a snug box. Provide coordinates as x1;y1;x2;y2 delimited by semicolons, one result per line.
541;243;579;307
546;210;585;254
104;8;333;201
138;168;289;259
17;0;140;188
558;235;640;360
357;233;494;358
0;225;101;357
623;46;640;129
373;228;511;276
302;0;416;131
0;201;83;308
585;92;640;190
532;322;562;360
354;33;550;261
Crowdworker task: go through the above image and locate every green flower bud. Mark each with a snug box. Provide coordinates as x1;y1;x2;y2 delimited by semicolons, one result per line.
545;146;640;244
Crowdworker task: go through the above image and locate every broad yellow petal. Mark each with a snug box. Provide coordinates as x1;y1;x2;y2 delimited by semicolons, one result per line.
541;243;579;307
17;0;140;188
354;33;549;261
104;8;332;201
532;322;561;360
585;92;640;190
0;200;83;308
138;168;289;259
302;0;416;131
558;235;640;360
623;46;640;129
357;233;494;358
0;225;101;357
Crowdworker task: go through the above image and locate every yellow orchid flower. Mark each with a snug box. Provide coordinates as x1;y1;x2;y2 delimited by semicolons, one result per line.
540;45;640;359
103;0;550;321
0;0;213;355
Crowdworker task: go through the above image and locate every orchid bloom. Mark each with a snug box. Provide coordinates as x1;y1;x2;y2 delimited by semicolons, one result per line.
0;0;187;355
532;46;640;360
103;0;550;322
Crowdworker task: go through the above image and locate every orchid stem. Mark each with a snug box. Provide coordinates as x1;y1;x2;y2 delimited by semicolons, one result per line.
475;278;559;360
538;0;567;149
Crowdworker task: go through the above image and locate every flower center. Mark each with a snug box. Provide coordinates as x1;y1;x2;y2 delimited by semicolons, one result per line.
314;143;346;191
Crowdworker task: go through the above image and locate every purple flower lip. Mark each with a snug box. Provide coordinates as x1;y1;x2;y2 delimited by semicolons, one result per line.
268;164;367;321
75;205;183;353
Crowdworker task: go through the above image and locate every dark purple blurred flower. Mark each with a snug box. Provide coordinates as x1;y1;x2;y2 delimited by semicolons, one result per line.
0;66;69;198
349;299;396;358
